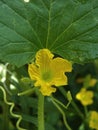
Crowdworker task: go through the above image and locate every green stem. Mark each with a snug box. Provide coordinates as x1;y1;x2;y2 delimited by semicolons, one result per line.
71;101;84;119
51;98;72;130
59;87;84;120
38;92;45;130
84;106;88;117
2;102;9;130
51;96;67;109
18;88;35;96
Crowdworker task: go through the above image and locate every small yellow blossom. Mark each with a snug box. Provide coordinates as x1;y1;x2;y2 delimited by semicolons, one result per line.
76;88;94;106
89;78;97;87
28;49;72;96
77;75;97;88
89;111;98;130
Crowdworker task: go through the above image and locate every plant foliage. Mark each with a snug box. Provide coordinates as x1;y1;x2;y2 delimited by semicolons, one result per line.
0;0;98;67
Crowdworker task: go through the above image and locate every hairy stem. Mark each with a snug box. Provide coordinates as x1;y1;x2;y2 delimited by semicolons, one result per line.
38;92;45;130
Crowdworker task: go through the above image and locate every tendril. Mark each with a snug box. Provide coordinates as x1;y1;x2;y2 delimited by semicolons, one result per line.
0;86;26;130
51;97;72;130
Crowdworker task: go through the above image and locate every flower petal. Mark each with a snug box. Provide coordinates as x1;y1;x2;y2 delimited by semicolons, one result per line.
52;73;68;86
35;49;54;71
50;58;72;86
76;88;94;106
40;83;56;96
51;57;72;73
89;111;98;129
28;63;40;80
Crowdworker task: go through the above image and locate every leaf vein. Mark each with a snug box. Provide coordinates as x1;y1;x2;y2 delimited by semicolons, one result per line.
50;5;98;49
46;0;53;48
1;0;43;48
53;24;98;50
0;22;37;48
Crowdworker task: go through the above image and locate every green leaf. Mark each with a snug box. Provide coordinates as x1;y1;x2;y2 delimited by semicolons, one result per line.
0;0;98;67
22;114;38;126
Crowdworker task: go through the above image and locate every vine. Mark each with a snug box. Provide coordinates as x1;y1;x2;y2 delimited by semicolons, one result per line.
0;86;26;130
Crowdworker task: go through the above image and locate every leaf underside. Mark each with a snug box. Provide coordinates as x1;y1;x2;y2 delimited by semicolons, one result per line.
0;0;98;67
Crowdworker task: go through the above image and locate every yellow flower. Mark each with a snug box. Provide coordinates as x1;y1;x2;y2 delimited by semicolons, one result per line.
28;49;72;96
76;88;94;106
89;78;97;87
89;111;98;130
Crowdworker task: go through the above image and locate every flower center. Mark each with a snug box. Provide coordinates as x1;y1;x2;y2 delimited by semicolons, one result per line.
41;71;52;82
